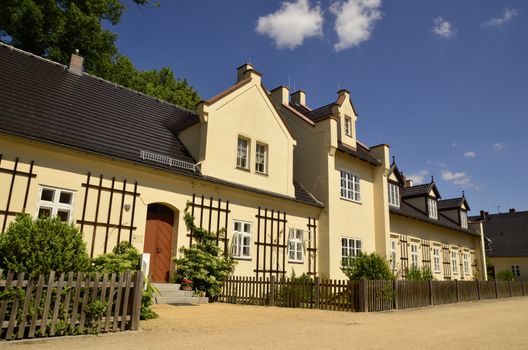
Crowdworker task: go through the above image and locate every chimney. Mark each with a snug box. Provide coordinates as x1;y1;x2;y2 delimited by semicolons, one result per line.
270;86;290;105
480;210;486;220
68;49;84;76
291;90;306;106
405;179;414;188
236;63;254;82
509;208;516;213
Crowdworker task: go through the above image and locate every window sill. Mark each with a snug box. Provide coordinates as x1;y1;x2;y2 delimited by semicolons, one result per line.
340;197;361;204
288;260;304;265
255;171;268;177
235;166;250;172
233;256;252;261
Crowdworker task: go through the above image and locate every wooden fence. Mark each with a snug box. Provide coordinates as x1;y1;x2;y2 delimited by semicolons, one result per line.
218;276;528;313
0;269;144;341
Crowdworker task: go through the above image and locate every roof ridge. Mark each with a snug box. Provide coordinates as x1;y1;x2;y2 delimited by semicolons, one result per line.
0;41;67;69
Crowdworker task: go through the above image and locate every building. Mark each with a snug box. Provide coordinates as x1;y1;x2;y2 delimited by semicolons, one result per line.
0;42;486;282
475;209;528;280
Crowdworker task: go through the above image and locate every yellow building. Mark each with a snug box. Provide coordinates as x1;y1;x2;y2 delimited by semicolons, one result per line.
0;43;486;282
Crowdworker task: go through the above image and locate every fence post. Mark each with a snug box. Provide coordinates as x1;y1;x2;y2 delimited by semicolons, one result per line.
130;271;144;331
508;281;513;297
429;280;434;306
359;279;369;312
455;280;459;303
476;280;481;300
495;279;499;298
314;277;320;309
521;281;525;296
269;275;275;307
393;280;399;309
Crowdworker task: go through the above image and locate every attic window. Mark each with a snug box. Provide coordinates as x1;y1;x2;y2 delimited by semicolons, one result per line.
428;198;438;219
236;137;250;169
460;211;468;229
344;116;352;137
388;183;400;207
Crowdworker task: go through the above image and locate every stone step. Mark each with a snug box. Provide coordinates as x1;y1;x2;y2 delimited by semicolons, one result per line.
155;290;195;298
151;283;182;292
155;296;209;305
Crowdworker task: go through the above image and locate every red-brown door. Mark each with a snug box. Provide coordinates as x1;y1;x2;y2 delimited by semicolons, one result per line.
144;204;174;283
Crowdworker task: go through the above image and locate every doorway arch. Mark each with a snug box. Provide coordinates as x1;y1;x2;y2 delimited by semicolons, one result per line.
144;203;177;283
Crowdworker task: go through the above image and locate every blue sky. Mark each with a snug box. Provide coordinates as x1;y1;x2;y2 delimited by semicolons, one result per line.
110;0;527;215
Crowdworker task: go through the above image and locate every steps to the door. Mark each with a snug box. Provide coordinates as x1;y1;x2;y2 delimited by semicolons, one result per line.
151;283;209;305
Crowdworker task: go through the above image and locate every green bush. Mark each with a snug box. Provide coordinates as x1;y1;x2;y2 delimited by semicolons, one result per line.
496;269;515;281
405;265;435;281
341;252;393;280
173;206;236;298
92;241;141;273
0;214;90;276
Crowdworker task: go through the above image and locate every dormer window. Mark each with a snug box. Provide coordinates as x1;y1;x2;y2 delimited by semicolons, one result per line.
344;116;352;137
388;183;400;207
236;137;249;169
460;211;468;229
428;198;438;219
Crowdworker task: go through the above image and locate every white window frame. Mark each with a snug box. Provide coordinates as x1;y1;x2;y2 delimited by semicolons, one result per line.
389;238;398;271
451;251;458;273
344;116;352;137
511;265;521;278
410;243;419;268
236;137;250;169
433;247;441;273
460;210;468;229
288;229;304;263
255;142;268;175
428;198;438;219
232;220;252;259
388;183;400;207
340;170;360;202
463;252;470;275
341;237;362;264
36;186;75;222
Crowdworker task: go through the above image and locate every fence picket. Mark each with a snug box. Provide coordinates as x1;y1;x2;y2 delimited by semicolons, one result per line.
28;274;44;338
39;271;55;336
17;276;35;339
49;272;65;336
6;272;25;339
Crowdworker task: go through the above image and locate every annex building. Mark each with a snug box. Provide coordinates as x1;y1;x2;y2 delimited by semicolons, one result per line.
0;43;486;282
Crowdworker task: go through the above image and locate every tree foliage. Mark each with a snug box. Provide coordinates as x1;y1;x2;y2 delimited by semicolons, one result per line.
173;206;236;297
0;214;91;276
496;269;514;281
341;252;393;280
92;240;141;274
0;0;201;110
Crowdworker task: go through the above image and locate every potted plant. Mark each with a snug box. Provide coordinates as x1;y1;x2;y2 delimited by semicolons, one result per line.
181;278;193;291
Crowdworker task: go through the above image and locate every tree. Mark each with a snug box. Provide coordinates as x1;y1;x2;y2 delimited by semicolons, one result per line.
341;252;393;280
92;240;141;274
173;206;236;297
0;214;91;276
0;1;201;110
496;269;514;281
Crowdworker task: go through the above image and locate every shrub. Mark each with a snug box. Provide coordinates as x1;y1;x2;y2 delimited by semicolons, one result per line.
0;214;90;276
496;269;515;281
405;265;435;281
341;252;393;280
173;206;236;298
92;241;141;273
277;271;314;307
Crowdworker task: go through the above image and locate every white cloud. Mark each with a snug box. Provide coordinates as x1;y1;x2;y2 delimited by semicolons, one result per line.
441;170;473;188
435;161;447;168
407;169;429;185
451;142;457;148
481;8;518;28
493;142;505;152
256;0;323;50
330;0;383;51
432;17;456;38
463;151;477;158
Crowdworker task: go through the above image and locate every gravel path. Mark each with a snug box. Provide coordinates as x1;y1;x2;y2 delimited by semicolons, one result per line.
4;298;528;350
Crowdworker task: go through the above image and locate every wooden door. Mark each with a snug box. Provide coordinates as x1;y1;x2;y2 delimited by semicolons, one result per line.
144;204;174;283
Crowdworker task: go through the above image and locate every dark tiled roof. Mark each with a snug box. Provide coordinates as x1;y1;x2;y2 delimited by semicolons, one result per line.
337;141;382;166
390;202;479;237
294;181;323;207
289;102;310;114
438;197;469;211
401;182;441;199
0;43;323;208
472;211;528;257
289;102;335;122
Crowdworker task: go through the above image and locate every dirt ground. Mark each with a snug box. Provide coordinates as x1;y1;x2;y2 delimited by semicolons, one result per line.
4;298;528;350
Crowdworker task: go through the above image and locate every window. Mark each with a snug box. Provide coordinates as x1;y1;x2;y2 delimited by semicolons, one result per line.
232;221;252;259
460;211;468;229
236;137;249;169
511;265;521;278
288;229;304;263
255;143;268;174
340;170;360;202
37;187;74;221
428;198;438;219
341;237;362;264
344;116;352;137
410;243;419;268
390;239;398;271
388;183;400;207
463;253;470;275
433;248;441;273
451;251;458;273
